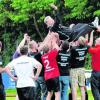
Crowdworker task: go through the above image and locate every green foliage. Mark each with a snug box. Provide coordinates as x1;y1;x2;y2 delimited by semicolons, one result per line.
0;0;100;68
94;10;100;16
85;54;92;70
2;33;14;65
64;0;87;19
65;0;100;20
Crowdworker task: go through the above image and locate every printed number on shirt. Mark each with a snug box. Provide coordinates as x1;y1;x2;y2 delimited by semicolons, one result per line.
44;60;51;70
44;59;54;72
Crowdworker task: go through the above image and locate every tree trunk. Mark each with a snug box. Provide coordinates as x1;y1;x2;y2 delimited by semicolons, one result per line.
33;14;43;41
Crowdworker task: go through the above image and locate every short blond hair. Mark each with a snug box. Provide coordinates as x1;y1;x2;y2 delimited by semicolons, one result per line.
78;36;86;45
44;16;51;24
28;40;37;49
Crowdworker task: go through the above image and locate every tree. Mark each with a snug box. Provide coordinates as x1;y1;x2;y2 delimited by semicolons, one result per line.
0;0;100;66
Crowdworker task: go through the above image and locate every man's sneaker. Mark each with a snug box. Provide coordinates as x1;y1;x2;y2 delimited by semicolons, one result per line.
92;17;99;27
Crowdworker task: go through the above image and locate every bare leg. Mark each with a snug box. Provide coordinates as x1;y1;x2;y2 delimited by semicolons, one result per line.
55;91;60;100
16;94;19;100
46;91;53;100
80;86;85;100
71;84;78;100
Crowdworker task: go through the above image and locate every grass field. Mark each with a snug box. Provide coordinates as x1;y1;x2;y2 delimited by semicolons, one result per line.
6;89;16;100
88;90;94;100
6;97;15;100
6;89;94;100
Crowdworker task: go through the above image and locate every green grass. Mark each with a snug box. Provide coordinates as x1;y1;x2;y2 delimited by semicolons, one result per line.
6;89;16;94
76;89;94;100
6;89;94;100
6;89;16;100
6;97;15;100
88;90;94;100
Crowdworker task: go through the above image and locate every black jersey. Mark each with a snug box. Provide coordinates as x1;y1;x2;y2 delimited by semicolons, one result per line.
57;50;71;76
34;52;44;76
70;45;89;68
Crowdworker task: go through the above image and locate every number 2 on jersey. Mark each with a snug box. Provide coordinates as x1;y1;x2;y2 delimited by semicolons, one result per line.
44;60;51;69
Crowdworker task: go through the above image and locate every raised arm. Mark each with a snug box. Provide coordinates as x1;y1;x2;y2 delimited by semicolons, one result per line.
38;32;51;51
85;34;88;42
97;26;100;32
50;3;63;25
87;30;94;47
16;33;29;52
51;32;61;51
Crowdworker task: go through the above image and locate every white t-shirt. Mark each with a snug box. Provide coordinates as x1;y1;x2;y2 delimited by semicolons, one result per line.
7;55;41;88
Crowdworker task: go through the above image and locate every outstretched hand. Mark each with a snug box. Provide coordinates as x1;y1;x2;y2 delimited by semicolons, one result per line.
49;4;58;10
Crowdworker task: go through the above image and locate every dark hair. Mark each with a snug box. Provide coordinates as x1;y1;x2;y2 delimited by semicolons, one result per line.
62;40;69;50
20;45;28;55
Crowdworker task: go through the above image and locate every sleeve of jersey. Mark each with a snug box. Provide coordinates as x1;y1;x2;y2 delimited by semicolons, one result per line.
54;10;61;25
88;47;97;54
13;51;20;59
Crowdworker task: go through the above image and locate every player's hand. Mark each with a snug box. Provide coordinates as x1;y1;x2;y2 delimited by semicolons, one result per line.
12;77;18;81
50;4;58;10
24;33;28;40
31;76;38;80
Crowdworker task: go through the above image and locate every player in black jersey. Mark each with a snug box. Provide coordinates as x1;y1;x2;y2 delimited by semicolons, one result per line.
57;40;71;100
70;31;93;100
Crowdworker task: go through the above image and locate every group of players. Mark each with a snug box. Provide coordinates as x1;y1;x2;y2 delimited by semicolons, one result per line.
0;4;100;100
